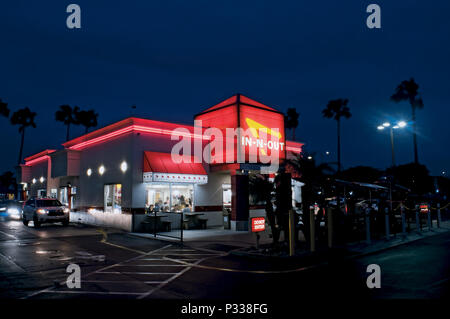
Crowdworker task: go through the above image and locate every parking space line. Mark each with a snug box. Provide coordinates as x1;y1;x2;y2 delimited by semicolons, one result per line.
148;253;223;256
98;271;179;275
115;264;189;267
40;290;143;296
24;243;173;299
0;230;18;240
24;243;224;299
84;244;173;277
137;257;208;299
82;280;165;284
0;252;25;272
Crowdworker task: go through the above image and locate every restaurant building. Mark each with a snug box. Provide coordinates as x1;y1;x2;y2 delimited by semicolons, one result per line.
19;95;303;232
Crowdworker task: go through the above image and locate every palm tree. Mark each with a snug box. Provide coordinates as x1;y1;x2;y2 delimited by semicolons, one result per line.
322;98;351;173
0;99;10;118
284;108;299;140
249;174;278;243
390;78;423;164
75;109;99;134
10;107;37;164
55;105;80;141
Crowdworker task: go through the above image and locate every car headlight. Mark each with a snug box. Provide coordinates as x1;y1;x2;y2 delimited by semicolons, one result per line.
0;207;6;211
63;208;70;214
7;208;20;215
37;209;48;214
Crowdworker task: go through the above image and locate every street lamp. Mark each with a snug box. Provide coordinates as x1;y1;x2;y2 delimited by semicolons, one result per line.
376;121;407;167
397;121;407;128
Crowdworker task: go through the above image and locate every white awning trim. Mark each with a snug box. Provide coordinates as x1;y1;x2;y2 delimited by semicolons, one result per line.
143;172;208;184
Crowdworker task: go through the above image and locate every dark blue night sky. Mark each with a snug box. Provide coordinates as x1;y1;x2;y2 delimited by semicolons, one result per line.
0;1;449;175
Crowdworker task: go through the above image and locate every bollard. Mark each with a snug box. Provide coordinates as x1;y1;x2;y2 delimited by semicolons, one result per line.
180;212;184;243
415;205;421;233
401;204;406;236
154;210;157;237
365;208;371;244
309;208;316;252
288;210;295;256
437;203;441;228
427;204;432;231
327;208;333;248
384;207;390;240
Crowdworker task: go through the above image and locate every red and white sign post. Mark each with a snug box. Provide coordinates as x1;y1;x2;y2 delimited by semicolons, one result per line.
251;217;265;249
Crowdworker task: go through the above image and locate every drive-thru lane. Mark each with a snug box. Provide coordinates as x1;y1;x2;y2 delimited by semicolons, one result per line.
0;218;168;298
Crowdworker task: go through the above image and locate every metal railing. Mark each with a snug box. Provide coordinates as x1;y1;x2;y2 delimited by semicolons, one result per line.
308;201;448;250
143;210;184;242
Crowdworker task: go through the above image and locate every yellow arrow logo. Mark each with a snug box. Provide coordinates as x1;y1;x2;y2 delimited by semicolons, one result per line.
245;118;282;139
244;118;282;156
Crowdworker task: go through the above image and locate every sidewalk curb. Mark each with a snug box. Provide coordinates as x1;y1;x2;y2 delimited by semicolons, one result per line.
346;227;450;260
230;227;450;262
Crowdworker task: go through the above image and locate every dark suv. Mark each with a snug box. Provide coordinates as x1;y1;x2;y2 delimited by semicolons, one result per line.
22;198;70;228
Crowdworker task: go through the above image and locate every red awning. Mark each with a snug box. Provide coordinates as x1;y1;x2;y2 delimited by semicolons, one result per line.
143;151;207;175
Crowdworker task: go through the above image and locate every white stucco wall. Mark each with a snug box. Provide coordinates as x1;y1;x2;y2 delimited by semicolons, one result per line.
194;171;230;207
76;133;134;210
70;211;132;231
26;160;49;197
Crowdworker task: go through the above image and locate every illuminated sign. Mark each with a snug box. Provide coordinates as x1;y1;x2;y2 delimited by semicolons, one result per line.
420;204;429;213
241;117;285;154
239;104;285;163
251;217;266;232
194;94;286;165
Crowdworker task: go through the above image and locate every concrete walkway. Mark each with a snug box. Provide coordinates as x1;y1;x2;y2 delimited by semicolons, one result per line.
130;220;450;258
130;226;276;248
345;220;450;256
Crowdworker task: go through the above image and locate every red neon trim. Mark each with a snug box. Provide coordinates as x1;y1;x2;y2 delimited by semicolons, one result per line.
286;141;303;153
69;126;134;150
25;155;50;166
24;149;56;162
286;146;302;153
68;125;210;150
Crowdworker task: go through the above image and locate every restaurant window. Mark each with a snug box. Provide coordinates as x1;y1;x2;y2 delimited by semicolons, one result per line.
37;189;46;198
104;184;122;213
146;184;170;212
222;184;231;207
171;184;193;212
145;183;193;213
50;189;57;199
59;187;68;205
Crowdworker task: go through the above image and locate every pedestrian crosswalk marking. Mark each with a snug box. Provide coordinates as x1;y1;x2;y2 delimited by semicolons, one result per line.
25;244;221;299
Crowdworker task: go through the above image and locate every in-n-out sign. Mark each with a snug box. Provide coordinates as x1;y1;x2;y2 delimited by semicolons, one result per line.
420;204;429;213
251;217;266;232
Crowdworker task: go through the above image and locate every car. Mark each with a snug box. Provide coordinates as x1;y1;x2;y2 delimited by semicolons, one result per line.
355;200;379;213
0;200;23;220
327;198;346;208
22;198;70;228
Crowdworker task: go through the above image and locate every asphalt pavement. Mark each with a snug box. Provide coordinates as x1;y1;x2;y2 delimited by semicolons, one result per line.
0;217;448;300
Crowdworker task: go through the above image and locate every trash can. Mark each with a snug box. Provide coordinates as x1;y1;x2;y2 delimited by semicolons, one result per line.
223;207;231;229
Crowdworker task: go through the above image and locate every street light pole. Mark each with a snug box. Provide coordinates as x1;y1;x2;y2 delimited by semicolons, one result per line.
377;121;406;216
390;126;396;168
377;121;406;168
